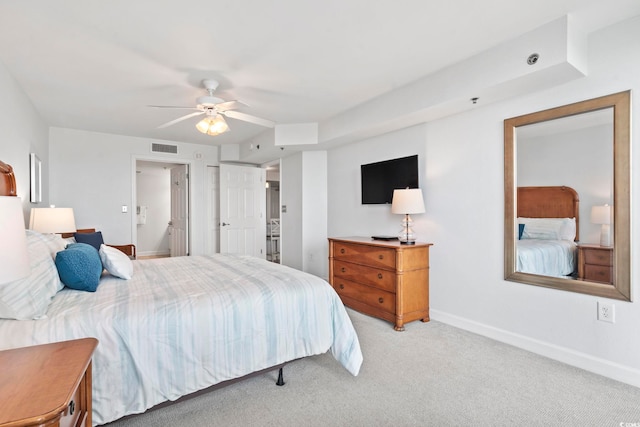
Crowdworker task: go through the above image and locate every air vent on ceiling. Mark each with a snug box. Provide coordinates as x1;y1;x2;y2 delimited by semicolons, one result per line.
151;143;178;154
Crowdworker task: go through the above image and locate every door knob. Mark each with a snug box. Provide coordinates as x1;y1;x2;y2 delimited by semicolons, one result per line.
221;222;230;226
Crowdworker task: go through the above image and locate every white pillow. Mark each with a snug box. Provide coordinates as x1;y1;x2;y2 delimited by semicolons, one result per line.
0;231;63;320
99;244;133;280
518;217;576;241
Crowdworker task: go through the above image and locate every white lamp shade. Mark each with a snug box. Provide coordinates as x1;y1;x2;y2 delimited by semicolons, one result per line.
195;114;230;136
391;188;425;214
591;205;611;225
0;197;30;284
29;207;76;234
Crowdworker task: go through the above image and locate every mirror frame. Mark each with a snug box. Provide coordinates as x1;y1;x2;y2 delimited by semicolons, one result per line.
504;91;631;301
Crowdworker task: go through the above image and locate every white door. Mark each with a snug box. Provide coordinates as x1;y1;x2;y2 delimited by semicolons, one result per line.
170;164;189;257
205;166;220;255
219;164;266;257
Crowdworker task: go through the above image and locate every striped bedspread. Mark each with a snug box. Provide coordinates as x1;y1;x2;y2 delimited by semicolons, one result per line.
517;239;577;277
0;255;363;425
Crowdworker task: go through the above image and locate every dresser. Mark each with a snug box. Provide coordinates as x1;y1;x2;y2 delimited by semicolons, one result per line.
578;244;613;284
0;338;98;427
329;237;432;331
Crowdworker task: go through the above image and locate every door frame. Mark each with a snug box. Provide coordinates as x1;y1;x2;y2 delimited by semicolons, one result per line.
131;155;195;255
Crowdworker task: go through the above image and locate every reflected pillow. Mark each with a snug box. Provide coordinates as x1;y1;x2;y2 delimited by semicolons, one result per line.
74;231;104;251
55;243;103;292
99;244;133;280
518;217;576;241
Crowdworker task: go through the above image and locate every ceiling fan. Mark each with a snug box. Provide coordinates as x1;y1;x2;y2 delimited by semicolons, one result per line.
150;79;275;136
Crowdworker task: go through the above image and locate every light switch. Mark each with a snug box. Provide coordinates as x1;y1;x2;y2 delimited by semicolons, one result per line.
121;205;128;213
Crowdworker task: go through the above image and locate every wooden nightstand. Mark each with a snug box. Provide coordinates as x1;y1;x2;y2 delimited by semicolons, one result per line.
578;244;613;284
0;338;98;427
329;237;432;331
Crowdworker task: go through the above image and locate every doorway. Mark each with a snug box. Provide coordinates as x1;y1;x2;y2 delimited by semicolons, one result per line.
135;160;189;258
265;161;281;263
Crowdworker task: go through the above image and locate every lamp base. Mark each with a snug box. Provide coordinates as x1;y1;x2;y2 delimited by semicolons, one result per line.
400;240;416;245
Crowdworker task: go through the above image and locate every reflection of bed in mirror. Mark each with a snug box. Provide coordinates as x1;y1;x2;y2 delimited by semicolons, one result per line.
516;186;579;278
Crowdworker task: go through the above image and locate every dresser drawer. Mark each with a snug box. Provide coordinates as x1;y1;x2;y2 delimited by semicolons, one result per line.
334;278;395;314
333;242;396;270
584;264;612;283
333;260;396;292
584;249;613;266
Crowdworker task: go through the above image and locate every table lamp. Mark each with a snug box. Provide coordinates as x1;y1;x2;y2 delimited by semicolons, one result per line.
0;197;30;284
391;188;425;245
29;206;76;234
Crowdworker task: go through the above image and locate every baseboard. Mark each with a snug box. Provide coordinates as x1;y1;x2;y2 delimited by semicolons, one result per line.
431;309;640;388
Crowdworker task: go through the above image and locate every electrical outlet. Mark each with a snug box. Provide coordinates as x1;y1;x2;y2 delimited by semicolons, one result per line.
597;301;615;323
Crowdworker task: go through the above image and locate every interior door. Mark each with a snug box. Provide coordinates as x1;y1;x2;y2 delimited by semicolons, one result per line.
219;164;266;257
170;164;188;257
205;166;220;255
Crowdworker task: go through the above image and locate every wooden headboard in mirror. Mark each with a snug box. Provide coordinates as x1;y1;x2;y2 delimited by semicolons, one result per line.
517;186;579;241
505;91;631;301
0;160;17;197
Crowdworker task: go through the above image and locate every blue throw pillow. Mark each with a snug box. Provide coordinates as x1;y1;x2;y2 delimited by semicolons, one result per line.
55;243;103;292
74;231;104;251
518;224;525;240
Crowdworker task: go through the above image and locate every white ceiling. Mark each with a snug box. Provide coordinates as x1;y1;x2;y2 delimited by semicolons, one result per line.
0;0;638;157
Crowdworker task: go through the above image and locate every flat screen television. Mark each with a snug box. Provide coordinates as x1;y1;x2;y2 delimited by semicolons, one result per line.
361;155;419;204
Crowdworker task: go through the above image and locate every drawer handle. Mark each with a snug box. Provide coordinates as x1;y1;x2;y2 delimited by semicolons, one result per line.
340;248;345;254
339;284;344;290
341;267;346;273
378;254;384;260
377;273;383;279
69;400;75;416
378;297;384;304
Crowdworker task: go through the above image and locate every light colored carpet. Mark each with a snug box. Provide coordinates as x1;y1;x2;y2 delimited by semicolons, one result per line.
104;309;640;427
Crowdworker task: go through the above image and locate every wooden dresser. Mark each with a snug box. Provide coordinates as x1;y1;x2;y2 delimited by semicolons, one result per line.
578;244;613;284
0;338;98;427
329;237;432;331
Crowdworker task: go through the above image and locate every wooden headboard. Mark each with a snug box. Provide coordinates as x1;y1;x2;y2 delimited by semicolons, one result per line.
517;186;580;241
0;160;17;197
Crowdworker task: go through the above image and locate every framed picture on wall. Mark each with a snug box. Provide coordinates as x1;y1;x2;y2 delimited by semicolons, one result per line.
29;153;41;203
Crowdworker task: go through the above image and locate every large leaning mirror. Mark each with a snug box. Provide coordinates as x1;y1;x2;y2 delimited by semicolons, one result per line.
504;91;631;301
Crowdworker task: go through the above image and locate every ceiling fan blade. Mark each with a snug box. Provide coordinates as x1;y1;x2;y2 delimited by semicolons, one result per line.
157;111;204;129
222;110;275;128
215;100;247;112
148;105;200;110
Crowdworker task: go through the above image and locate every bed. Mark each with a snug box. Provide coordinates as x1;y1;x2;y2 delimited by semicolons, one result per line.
0;161;363;426
516;186;579;278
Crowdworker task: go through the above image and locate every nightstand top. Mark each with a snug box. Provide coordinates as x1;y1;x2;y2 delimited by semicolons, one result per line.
578;243;613;250
0;338;98;425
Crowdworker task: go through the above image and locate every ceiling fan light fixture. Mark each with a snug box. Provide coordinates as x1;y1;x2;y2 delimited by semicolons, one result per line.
196;114;229;136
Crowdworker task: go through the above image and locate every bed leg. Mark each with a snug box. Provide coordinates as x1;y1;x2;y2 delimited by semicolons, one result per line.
276;367;285;386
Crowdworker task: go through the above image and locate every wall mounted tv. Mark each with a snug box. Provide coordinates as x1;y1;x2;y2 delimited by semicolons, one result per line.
361;155;419;204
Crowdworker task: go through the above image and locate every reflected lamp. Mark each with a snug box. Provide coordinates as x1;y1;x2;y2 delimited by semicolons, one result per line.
591;204;612;247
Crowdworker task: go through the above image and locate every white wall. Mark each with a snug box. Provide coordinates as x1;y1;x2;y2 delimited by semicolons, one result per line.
328;124;427;239
136;166;171;256
327;15;640;386
0;59;49;219
49;128;218;254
